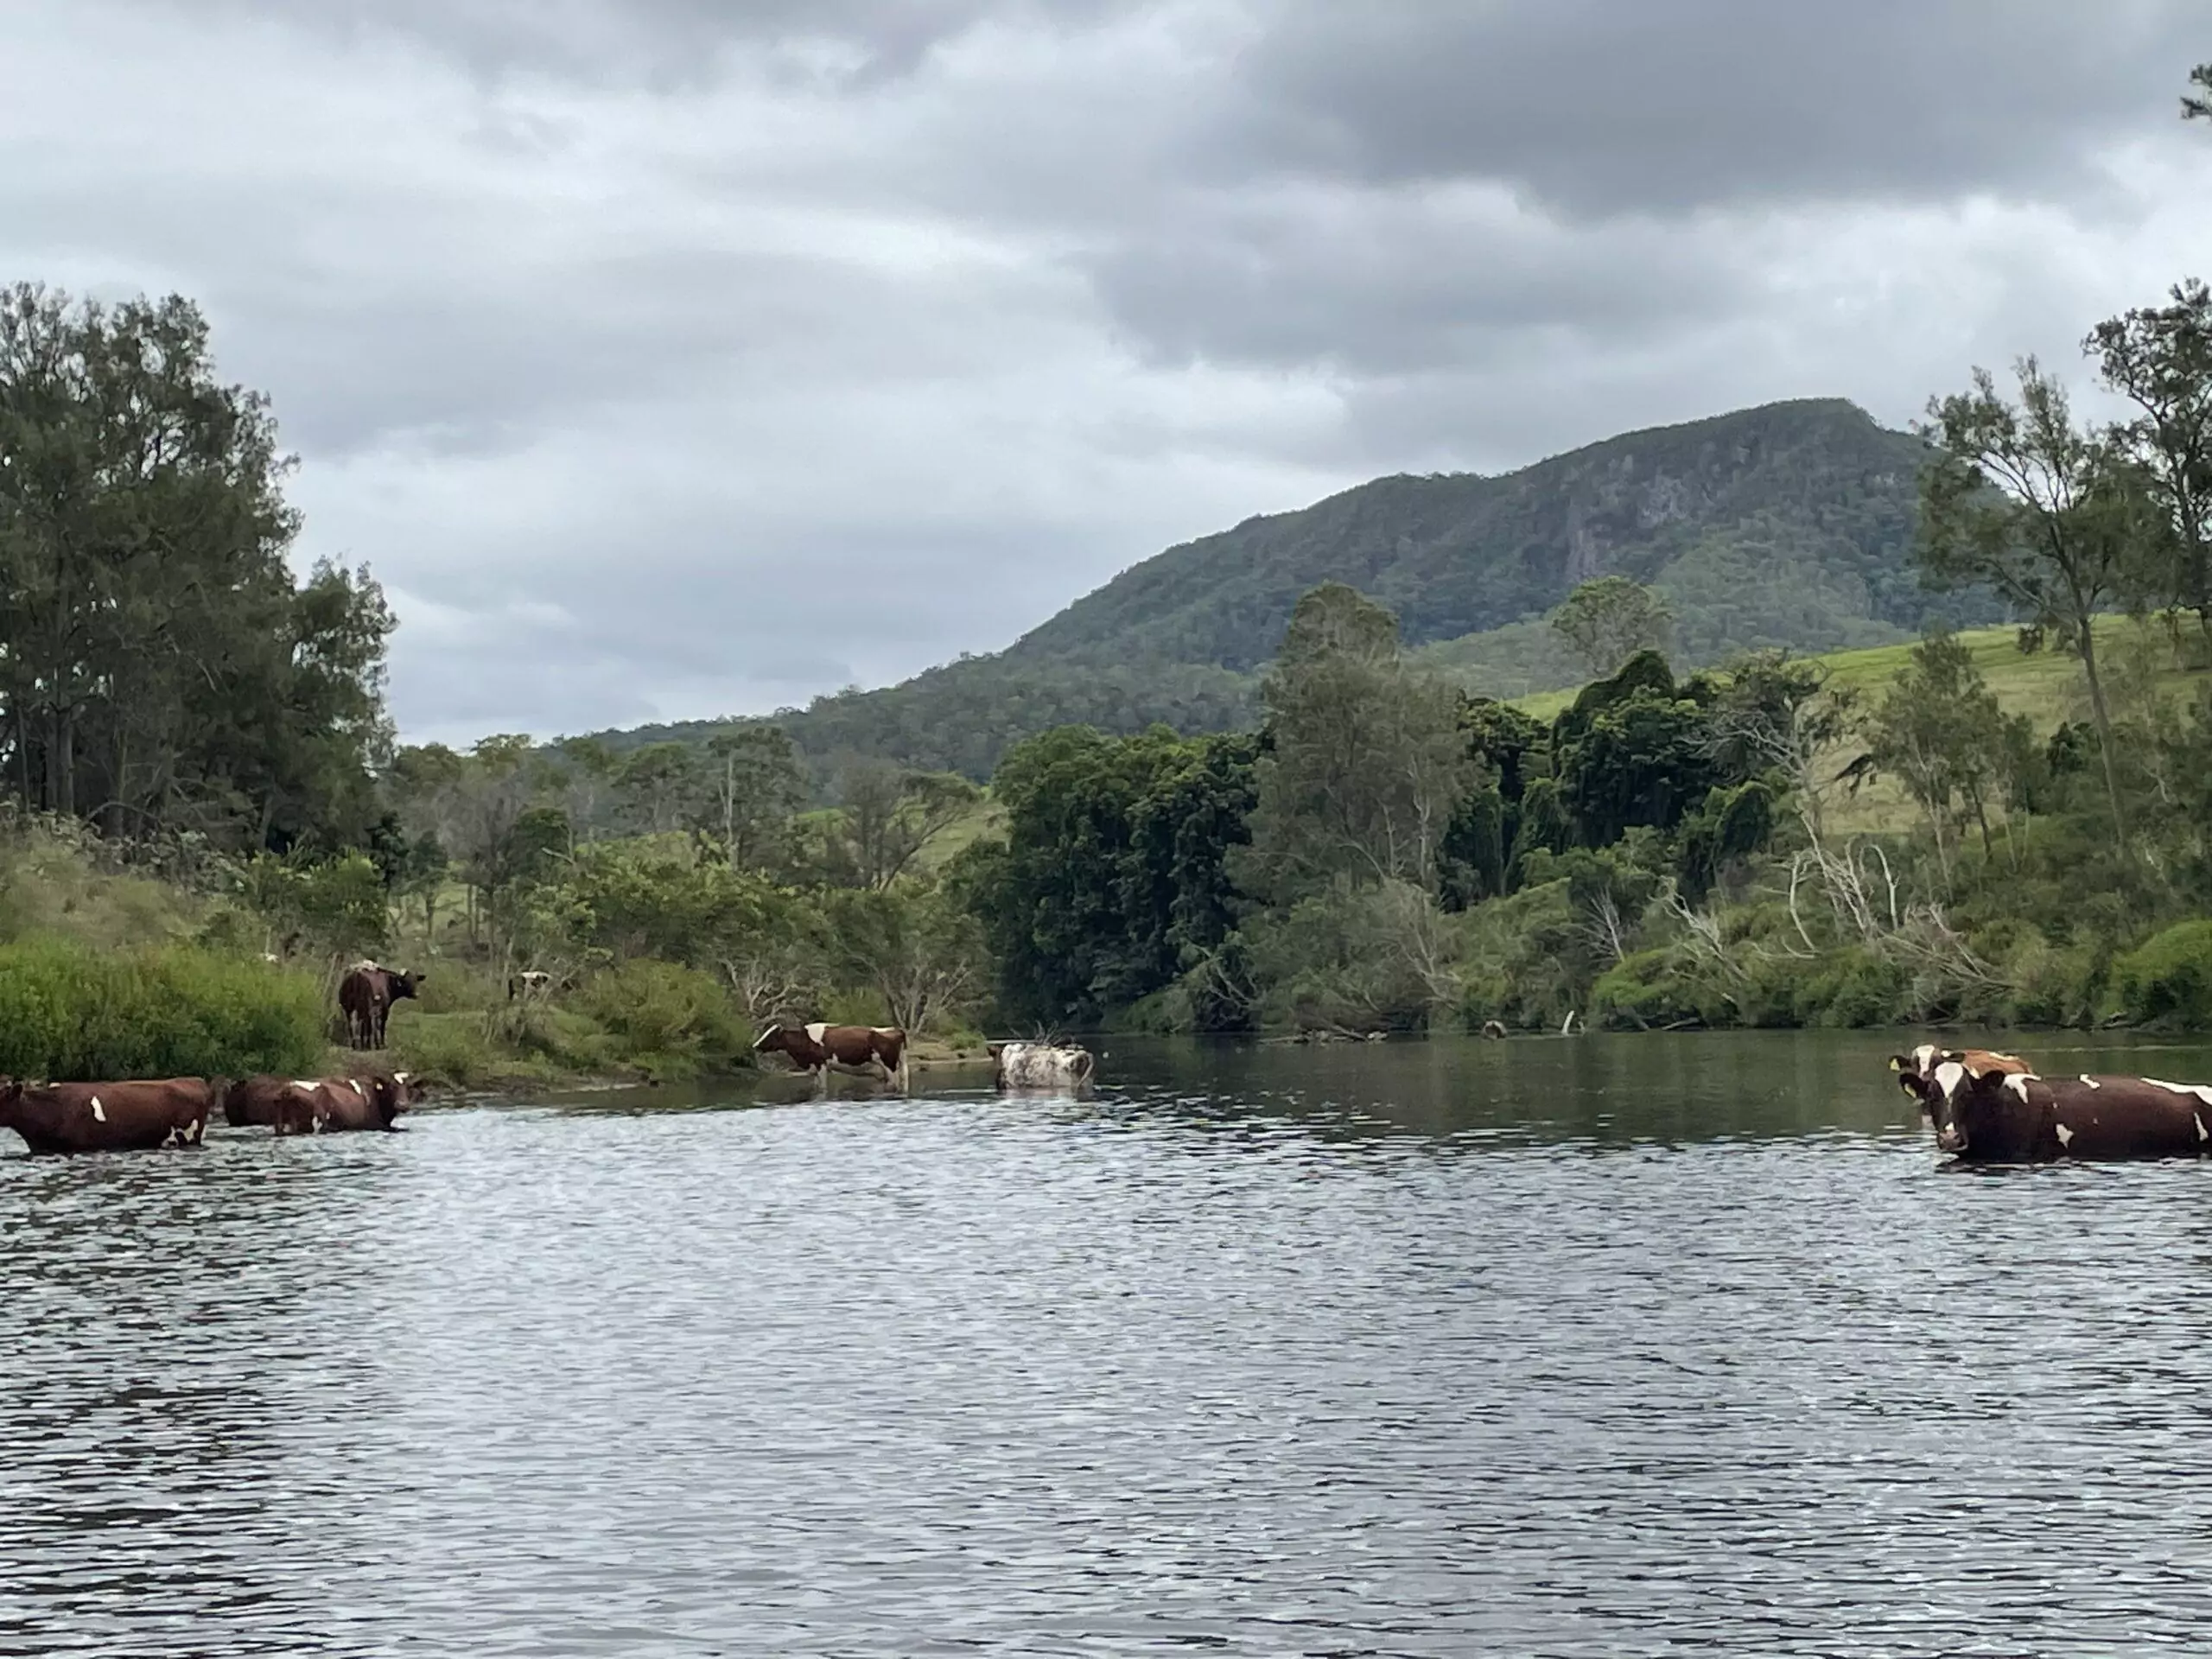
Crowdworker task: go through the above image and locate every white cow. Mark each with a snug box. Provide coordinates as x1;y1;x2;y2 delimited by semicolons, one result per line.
991;1041;1096;1092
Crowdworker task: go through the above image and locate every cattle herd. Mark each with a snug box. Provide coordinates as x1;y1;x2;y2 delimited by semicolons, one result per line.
19;1007;2203;1166
0;1069;413;1155
749;1023;1099;1096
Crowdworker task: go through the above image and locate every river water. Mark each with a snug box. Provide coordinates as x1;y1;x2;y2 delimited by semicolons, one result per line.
7;1029;2212;1656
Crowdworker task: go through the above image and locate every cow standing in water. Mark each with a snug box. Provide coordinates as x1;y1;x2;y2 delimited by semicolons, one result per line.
339;962;423;1049
990;1042;1095;1092
223;1071;415;1135
0;1078;212;1154
1923;1059;2212;1162
753;1022;909;1090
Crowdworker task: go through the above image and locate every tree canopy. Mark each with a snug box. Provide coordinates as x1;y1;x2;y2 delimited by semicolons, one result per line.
0;283;391;849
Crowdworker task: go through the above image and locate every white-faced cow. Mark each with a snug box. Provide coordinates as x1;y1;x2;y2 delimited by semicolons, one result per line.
753;1022;909;1090
339;963;423;1050
1888;1044;2031;1120
989;1041;1096;1092
1923;1060;2212;1162
0;1077;212;1155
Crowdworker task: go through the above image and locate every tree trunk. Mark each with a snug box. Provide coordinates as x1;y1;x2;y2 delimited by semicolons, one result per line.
11;691;27;810
2077;622;2127;841
48;704;74;819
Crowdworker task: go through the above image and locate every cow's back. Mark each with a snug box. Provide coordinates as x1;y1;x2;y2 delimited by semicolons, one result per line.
339;968;384;1015
315;1076;402;1131
10;1078;209;1153
2030;1076;2212;1160
225;1076;300;1128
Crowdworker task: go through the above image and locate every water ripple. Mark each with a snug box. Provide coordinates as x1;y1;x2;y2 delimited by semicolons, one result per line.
6;1033;2212;1654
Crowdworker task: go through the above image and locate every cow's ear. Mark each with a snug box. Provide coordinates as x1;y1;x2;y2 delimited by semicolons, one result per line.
1886;1056;1903;1071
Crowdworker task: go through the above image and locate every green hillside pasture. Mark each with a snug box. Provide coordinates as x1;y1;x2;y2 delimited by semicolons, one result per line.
1503;618;2209;837
915;796;1005;874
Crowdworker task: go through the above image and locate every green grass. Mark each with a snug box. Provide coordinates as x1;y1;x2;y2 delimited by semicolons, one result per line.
0;937;327;1080
915;795;1004;874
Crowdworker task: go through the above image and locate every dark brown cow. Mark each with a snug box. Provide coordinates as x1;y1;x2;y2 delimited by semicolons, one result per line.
753;1021;909;1090
0;1077;212;1155
339;963;423;1049
1923;1061;2212;1162
222;1071;415;1134
1888;1044;2031;1117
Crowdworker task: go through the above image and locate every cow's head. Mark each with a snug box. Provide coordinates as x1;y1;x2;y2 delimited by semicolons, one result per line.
1923;1060;1975;1153
752;1023;784;1051
391;970;423;1000
0;1077;19;1111
1923;1058;2037;1155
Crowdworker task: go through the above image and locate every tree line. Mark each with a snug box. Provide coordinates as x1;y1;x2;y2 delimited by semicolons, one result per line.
0;284;392;850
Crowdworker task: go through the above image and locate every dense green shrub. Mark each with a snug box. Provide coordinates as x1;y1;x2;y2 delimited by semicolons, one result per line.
0;938;325;1079
2003;935;2103;1027
1794;945;1914;1028
575;960;753;1079
2114;921;2212;1027
1590;949;1703;1030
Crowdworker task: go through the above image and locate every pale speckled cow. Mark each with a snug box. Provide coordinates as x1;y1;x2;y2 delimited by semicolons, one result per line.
989;1042;1096;1092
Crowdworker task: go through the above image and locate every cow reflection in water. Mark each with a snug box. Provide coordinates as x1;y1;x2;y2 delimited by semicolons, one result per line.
753;1022;910;1092
1916;1052;2212;1163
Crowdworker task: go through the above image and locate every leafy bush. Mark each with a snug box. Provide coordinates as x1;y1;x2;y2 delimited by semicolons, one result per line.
0;938;325;1079
2002;934;2103;1027
235;851;390;961
575;960;753;1079
1590;949;1703;1030
2115;921;2212;1028
1794;945;1914;1028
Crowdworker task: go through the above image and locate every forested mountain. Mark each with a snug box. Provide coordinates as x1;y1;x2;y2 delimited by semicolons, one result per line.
594;398;2004;779
1009;397;1986;670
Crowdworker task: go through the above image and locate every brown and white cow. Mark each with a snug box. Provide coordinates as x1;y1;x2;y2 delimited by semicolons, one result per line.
223;1071;414;1135
753;1021;909;1090
1888;1044;2031;1118
339;963;424;1050
989;1041;1095;1092
303;1072;412;1133
1923;1060;2212;1162
0;1077;212;1155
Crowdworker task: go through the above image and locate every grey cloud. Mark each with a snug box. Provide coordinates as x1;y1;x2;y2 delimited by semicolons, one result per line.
1222;0;2207;219
378;504;1125;743
7;1;2209;745
156;0;1136;89
1089;190;1767;376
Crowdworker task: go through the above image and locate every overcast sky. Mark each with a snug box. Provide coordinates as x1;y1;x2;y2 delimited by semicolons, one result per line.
2;2;2207;745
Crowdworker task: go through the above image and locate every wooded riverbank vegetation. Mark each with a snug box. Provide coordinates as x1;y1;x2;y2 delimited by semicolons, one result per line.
1;66;2209;1077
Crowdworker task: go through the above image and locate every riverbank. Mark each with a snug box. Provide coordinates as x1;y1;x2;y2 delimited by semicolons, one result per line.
372;1017;997;1097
